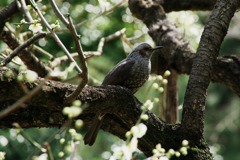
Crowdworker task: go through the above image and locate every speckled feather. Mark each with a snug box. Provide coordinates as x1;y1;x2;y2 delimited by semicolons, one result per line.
102;43;152;93
84;43;162;146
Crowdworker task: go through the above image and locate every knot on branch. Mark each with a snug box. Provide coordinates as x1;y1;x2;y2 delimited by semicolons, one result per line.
129;0;165;25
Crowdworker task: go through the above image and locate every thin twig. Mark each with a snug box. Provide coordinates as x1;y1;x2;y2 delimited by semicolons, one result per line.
83;51;102;59
13;123;47;152
97;28;126;52
45;143;54;160
32;44;54;60
49;0;89;102
50;53;77;68
74;29;126;59
30;0;82;74
75;0;127;28
49;0;69;26
0;27;50;77
18;0;34;22
64;15;88;103
0;52;21;66
50;52;100;68
18;81;30;94
1;32;46;66
120;34;132;48
85;28;126;59
50;28;126;67
67;15;87;74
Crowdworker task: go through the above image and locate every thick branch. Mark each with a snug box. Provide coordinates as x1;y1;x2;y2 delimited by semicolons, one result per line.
162;0;216;12
0;67;205;158
156;51;240;97
0;1;18;30
182;0;240;137
0;67;213;159
129;0;240;97
130;0;239;12
128;1;238;159
0;67;176;156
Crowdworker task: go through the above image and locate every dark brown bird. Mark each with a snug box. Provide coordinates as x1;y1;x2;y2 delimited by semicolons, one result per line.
84;43;163;145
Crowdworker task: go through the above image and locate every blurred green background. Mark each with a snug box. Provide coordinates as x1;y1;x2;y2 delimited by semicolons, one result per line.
0;0;240;159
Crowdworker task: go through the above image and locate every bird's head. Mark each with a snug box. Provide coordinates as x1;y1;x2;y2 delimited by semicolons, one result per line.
129;43;163;59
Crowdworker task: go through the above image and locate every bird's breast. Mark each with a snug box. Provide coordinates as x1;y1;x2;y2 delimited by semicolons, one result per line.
123;59;150;92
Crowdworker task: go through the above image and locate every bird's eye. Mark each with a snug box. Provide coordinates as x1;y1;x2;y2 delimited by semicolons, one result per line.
139;47;150;56
144;47;151;51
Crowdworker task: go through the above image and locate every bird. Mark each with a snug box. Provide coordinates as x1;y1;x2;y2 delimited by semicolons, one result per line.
84;43;163;145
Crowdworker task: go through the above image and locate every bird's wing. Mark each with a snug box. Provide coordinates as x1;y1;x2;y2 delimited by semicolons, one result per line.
101;59;135;85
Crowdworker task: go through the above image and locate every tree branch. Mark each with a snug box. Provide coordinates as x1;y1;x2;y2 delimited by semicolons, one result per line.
0;1;18;30
128;1;239;159
1;32;46;66
129;0;240;97
0;67;175;156
0;0;40;31
162;0;216;12
49;0;69;26
30;0;83;74
18;0;34;22
166;69;178;123
0;27;50;77
182;0;240;138
64;15;88;103
0;67;212;158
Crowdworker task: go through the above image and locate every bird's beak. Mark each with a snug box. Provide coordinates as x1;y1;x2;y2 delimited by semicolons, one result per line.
152;46;163;50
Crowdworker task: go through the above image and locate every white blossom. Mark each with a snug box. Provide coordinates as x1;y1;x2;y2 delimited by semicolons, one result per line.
110;145;132;160
131;123;147;138
29;21;43;33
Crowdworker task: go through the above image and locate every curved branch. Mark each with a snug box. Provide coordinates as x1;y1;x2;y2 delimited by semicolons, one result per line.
182;0;240;138
0;67;214;159
0;67;177;156
0;67;206;158
154;49;240;97
129;0;240;97
0;28;50;77
213;55;240;94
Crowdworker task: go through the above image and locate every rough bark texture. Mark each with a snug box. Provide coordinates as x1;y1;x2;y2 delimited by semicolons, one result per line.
136;1;240;97
0;67;180;157
162;0;216;12
166;69;178;123
0;1;18;30
1;0;240;159
182;0;240;139
129;0;240;159
152;51;240;97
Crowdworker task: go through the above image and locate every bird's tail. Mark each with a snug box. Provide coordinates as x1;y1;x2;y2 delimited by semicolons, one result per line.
84;113;105;146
